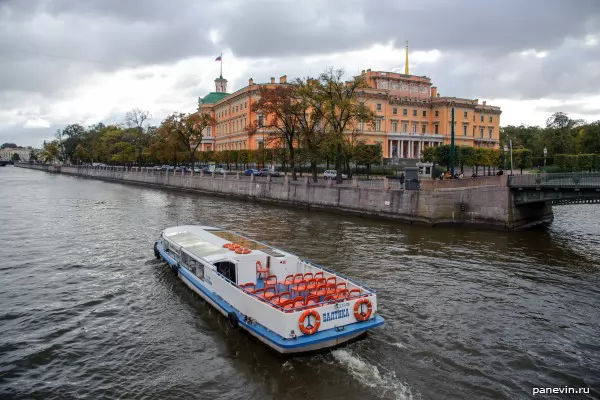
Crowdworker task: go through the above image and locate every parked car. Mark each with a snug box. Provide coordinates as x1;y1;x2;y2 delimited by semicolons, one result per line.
258;168;281;177
153;165;162;171
193;167;203;173
323;170;348;179
214;167;226;174
244;168;259;176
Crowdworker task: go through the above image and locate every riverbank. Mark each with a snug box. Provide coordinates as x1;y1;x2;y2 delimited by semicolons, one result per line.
16;163;553;229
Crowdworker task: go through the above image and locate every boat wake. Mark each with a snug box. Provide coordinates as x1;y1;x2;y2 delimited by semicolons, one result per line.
331;349;418;400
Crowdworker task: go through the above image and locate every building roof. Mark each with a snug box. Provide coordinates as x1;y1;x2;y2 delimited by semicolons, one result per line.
200;92;230;104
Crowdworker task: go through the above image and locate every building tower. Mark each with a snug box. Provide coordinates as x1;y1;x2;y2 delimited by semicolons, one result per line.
215;75;228;93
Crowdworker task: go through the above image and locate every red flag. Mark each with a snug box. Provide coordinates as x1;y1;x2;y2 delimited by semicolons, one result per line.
215;54;222;61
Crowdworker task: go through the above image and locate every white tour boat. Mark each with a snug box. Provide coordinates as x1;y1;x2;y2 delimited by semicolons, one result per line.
153;225;384;355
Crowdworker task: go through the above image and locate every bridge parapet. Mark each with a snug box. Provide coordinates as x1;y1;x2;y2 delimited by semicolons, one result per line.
508;172;600;205
508;172;600;189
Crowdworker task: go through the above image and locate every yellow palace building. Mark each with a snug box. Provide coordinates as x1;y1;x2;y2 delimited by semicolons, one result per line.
197;45;501;160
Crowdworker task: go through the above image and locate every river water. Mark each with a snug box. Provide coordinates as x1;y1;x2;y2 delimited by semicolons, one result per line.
1;166;599;400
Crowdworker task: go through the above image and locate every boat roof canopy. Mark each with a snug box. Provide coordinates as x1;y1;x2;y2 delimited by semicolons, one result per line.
162;225;291;261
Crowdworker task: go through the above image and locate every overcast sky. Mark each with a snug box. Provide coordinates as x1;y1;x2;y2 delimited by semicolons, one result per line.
1;0;599;147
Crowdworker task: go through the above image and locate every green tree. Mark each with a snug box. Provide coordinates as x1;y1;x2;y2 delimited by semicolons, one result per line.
514;149;533;174
158;112;215;169
11;153;20;161
73;144;89;164
355;143;382;178
124;108;151;165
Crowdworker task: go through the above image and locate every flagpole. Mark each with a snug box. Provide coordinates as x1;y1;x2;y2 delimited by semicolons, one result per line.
220;53;223;78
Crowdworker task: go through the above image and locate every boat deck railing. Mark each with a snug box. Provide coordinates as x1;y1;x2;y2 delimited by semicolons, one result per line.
301;260;377;294
216;271;372;314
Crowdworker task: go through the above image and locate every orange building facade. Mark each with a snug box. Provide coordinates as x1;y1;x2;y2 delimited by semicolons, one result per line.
197;68;501;160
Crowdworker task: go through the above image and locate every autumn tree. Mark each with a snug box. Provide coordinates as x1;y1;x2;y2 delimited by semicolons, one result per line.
249;85;302;180
306;68;375;183
159;112;215;169
294;77;327;182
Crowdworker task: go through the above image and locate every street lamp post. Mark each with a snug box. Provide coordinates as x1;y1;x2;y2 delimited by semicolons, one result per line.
543;147;548;171
503;145;508;170
450;107;455;178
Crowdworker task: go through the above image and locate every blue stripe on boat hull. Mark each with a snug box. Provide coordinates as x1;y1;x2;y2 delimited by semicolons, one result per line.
157;246;384;353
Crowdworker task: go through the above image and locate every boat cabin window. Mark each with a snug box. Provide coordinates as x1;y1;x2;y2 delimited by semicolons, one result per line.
180;251;204;280
214;261;236;284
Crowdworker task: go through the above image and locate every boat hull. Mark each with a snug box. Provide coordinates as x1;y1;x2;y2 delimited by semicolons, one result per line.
156;243;384;355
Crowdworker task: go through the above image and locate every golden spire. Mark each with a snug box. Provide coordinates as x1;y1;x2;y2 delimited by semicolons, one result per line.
405;41;409;75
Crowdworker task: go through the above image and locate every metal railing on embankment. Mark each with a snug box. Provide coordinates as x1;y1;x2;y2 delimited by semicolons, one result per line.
508;172;600;189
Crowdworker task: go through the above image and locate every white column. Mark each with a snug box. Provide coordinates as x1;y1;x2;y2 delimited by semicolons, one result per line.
400;140;404;158
418;141;423;159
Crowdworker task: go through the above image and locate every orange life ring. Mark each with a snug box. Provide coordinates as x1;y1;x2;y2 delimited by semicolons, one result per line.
229;244;241;251
223;243;232;249
353;298;373;321
298;309;321;335
235;247;251;254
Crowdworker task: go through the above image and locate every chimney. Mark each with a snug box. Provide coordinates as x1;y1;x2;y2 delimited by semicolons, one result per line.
270;77;275;84
437;93;440;97
279;75;287;84
361;70;365;74
367;68;371;72
483;100;487;106
249;78;254;85
431;86;437;97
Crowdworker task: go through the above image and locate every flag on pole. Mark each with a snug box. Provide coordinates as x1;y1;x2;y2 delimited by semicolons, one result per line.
215;54;222;61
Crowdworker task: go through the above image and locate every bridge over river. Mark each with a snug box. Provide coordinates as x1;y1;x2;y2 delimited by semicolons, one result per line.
508;172;600;205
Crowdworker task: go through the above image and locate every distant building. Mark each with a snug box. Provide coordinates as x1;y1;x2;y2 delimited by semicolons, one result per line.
0;147;36;162
196;45;501;159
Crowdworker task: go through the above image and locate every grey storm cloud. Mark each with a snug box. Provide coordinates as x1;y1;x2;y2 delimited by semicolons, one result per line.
0;0;599;146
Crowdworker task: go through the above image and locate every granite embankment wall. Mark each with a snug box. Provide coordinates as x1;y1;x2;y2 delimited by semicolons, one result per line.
16;164;553;229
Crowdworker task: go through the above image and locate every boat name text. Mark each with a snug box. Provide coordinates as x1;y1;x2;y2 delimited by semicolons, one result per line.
323;308;350;323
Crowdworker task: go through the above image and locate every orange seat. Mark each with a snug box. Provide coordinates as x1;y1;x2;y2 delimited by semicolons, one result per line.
305;278;317;292
335;282;347;294
278;291;292;303
254;288;265;298
325;285;337;296
263;287;277;300
314;272;324;280
256;260;269;279
311;284;327;297
293;280;308;297
283;274;294;291
349;289;361;297
270;294;282;305
326;277;336;289
281;299;295;310
292;296;305;309
315;278;326;287
334;289;349;300
241;283;256;293
265;275;278;291
305;295;319;308
303;272;314;281
292;273;304;285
